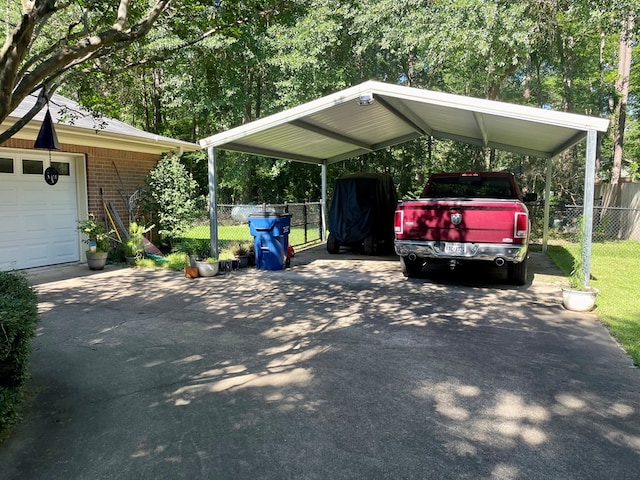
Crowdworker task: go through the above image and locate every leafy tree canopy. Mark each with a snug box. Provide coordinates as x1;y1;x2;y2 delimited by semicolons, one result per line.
4;0;640;203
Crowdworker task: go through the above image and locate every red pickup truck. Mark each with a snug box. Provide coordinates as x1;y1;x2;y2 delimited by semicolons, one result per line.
394;172;537;285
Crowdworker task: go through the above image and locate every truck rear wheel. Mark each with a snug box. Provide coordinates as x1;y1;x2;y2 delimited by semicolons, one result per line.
508;258;528;285
363;235;374;255
327;233;340;254
400;256;422;278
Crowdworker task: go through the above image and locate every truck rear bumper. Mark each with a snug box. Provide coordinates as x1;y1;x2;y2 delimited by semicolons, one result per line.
394;240;528;263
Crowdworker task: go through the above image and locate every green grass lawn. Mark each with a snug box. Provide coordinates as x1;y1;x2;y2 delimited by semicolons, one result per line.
547;241;640;366
184;224;319;248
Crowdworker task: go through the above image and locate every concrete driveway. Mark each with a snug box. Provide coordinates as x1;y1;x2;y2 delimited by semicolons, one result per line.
1;247;639;479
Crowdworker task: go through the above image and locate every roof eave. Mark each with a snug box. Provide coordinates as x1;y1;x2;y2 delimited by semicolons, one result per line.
2;120;199;155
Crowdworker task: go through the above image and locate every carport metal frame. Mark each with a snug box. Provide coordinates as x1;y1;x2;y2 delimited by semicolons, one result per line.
200;81;609;287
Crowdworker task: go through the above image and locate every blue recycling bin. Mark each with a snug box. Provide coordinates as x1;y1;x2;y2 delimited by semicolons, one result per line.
248;213;292;270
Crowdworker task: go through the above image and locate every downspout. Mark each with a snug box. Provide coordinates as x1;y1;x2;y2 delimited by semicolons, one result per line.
321;161;327;241
542;156;553;253
207;146;219;258
581;130;597;287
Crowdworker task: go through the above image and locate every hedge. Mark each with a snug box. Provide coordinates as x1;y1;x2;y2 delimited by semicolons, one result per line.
0;271;39;440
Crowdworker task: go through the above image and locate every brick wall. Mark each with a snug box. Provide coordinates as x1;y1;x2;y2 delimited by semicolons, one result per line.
3;138;160;233
84;147;158;230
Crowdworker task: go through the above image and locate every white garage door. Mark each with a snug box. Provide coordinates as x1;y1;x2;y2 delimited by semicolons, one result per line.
0;153;80;270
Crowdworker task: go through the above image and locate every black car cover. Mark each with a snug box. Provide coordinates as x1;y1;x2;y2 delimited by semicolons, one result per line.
328;173;398;245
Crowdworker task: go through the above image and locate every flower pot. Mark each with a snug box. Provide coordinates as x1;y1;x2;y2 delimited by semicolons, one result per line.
125;256;137;265
196;261;219;277
561;287;599;312
184;266;199;278
236;255;249;268
86;251;108;270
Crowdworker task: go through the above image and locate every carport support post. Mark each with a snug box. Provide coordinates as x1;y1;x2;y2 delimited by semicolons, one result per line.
581;129;597;288
321;162;327;241
207;146;219;258
542;157;553;253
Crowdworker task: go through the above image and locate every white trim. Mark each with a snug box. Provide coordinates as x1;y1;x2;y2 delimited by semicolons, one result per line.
76;154;89;262
3;121;199;155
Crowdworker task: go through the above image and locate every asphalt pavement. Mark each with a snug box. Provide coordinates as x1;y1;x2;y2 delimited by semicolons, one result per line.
1;247;639;479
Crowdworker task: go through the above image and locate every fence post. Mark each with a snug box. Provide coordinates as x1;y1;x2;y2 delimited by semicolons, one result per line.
318;202;323;241
303;202;308;244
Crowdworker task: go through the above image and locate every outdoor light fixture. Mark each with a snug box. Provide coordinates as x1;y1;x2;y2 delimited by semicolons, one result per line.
356;92;374;106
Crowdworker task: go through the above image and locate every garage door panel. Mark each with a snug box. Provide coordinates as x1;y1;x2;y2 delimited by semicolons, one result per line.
0;185;18;204
0;213;20;240
48;187;77;207
50;219;79;245
0;245;20;270
23;241;50;263
23;214;49;234
50;239;79;263
21;186;50;207
0;155;80;270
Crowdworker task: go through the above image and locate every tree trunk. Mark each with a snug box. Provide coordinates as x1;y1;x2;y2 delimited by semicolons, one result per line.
611;14;634;186
153;68;163;133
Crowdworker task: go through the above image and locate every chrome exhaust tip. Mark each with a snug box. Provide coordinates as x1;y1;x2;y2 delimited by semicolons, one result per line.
495;257;505;267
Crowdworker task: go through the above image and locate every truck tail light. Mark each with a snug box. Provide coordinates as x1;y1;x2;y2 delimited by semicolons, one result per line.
394;210;404;234
514;212;528;238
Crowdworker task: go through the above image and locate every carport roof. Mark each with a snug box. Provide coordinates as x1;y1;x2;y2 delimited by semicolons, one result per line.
199;80;609;164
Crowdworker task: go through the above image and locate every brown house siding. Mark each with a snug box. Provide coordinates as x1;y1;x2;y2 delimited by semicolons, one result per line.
2;138;159;230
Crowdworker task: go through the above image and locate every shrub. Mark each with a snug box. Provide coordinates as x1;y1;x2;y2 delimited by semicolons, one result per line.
176;237;210;258
165;252;190;271
0;271;39;440
142;154;198;246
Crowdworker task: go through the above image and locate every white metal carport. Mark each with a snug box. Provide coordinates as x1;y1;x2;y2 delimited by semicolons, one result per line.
199;80;609;286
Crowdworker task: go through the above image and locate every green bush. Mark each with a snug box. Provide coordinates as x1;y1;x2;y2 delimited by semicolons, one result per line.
0;271;39;440
142;153;199;246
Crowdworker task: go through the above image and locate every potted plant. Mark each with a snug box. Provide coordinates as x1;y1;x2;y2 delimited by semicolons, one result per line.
218;249;236;272
77;214;113;270
124;222;154;265
180;238;210;267
233;241;252;268
561;216;599;312
196;256;219;277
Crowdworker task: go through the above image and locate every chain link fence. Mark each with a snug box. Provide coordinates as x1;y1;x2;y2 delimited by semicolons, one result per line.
529;203;640;250
180;200;639;259
183;202;323;256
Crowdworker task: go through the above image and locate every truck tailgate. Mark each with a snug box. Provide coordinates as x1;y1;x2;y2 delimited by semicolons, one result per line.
397;199;526;244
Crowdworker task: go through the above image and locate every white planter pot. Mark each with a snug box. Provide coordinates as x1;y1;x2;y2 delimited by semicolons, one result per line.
196;261;219;277
561;287;599;312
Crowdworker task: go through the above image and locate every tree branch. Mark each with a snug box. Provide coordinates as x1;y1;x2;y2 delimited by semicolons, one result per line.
9;1;172;114
0;82;60;144
75;12;263;76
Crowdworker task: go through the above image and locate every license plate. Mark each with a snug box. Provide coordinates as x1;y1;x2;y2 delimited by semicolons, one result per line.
444;243;465;255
